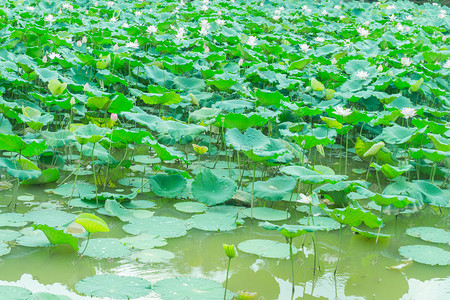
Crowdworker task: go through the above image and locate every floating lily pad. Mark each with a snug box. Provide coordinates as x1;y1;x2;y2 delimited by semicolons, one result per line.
48;182;96;198
130;249;175;263
174;201;207;213
122;216;188;238
121;234;167;249
238;239;296;259
0;286;32;299
0;242;11;256
406;227;450;245
79;238;131;259
76;275;151;299
187;213;242;232
118;177;150;192
298;216;341;231
121;200;156;209
30;292;72;300
68;198;102;208
153;277;230;300
17;194;34;201
0;229;21;242
16;227;51;247
0;213;28;227
241;207;289;221
398;245;450;266
25;209;76;228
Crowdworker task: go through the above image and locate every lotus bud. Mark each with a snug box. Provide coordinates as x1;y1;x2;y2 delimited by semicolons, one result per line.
70;97;76;106
331;57;337;65
113;43;119;51
377;65;383;72
238;58;244;67
77;40;82;47
83;82;89;91
316;144;325;157
110;113;118;123
42;55;48;63
204;45;209;54
223;244;238;258
82;36;87;44
386;70;395;77
58;9;62;15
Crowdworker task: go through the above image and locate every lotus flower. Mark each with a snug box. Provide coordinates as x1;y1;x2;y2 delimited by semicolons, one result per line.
70;97;76;106
355;70;369;80
215;19;225;26
175;28;185;40
334;106;352;117
357;27;369;38
246;36;257;48
297;193;312;204
45;14;55;23
198;27;208;36
443;60;450;69
147;25;157;34
126;40;139;49
401;57;412;67
300;43;310;52
331;58;337;65
400;107;417;119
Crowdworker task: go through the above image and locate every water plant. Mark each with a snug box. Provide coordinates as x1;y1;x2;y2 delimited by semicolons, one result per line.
223;244;237;300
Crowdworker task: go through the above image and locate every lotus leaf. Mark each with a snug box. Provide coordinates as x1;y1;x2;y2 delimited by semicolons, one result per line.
153;277;231;300
238;239;296;259
192;169;237;206
149;173;186;198
76;275;151;299
406;227;450;245
398;245;450;266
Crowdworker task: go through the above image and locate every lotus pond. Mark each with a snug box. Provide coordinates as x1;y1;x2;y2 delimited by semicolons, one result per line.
0;0;449;299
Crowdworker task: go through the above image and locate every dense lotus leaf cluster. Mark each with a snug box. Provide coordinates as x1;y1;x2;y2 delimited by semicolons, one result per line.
0;0;449;298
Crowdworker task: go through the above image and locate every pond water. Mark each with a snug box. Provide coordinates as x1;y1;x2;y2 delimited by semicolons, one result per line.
0;176;448;300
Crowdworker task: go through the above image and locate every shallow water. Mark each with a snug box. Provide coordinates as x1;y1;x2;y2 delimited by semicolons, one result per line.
0;181;449;300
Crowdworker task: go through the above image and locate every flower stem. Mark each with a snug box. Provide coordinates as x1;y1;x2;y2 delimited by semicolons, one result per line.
223;257;231;300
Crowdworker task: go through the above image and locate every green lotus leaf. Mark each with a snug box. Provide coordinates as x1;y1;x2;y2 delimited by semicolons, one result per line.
47;79;67;96
427;133;450;152
319;204;381;228
75;213;109;234
255;89;288;108
0;286;32;300
225;128;270;151
130;249;175;263
290;126;337;149
173;201;207;213
186;212;242;232
250;176;296;201
298;216;341;231
143;137;186;162
74;123;108;145
238;239;296;259
149;173;186;198
206;78;238;91
41;130;73;148
32;224;79;251
351;227;390;239
411;180;448;207
369;193;415;208
87;96;111;111
79;238;130;258
122;216;187;238
153;277;231;300
192;169;237;206
216;113;269;131
121;233;167;250
0;133;47;156
398;245;450;266
370;162;413;179
141;91;182;106
409;148;449;163
406;227;450;245
280;166;347;184
76;275;151;299
241;207;289;221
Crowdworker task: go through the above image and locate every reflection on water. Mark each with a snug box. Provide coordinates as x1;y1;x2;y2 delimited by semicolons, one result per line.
0;185;449;299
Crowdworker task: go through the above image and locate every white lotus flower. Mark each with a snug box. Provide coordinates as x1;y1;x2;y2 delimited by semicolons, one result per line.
202;0;209;4
62;3;72;10
401;107;417;119
175;27;185;40
389;14;396;21
438;12;446;19
401;57;412;67
273;15;280;21
107;1;114;8
201;5;208;12
300;43;310;52
334;106;352;117
357;27;369;38
126;40;139;49
355;70;369;80
396;23;404;31
387;4;396;10
302;5;312;13
147;25;157;34
113;44;119;51
443;60;450;69
110;17;117;22
297;193;312;204
334;5;341;10
331;58;337;65
377;65;383;72
135;11;142;17
274;9;281;16
215;19;225;26
48;52;61;60
321;10;328;16
45;14;55;23
200;20;210;30
26;6;35;11
198;26;208;36
364;21;370;26
315;37;325;42
122;22;130;28
406;15;413;20
247;36;257;48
